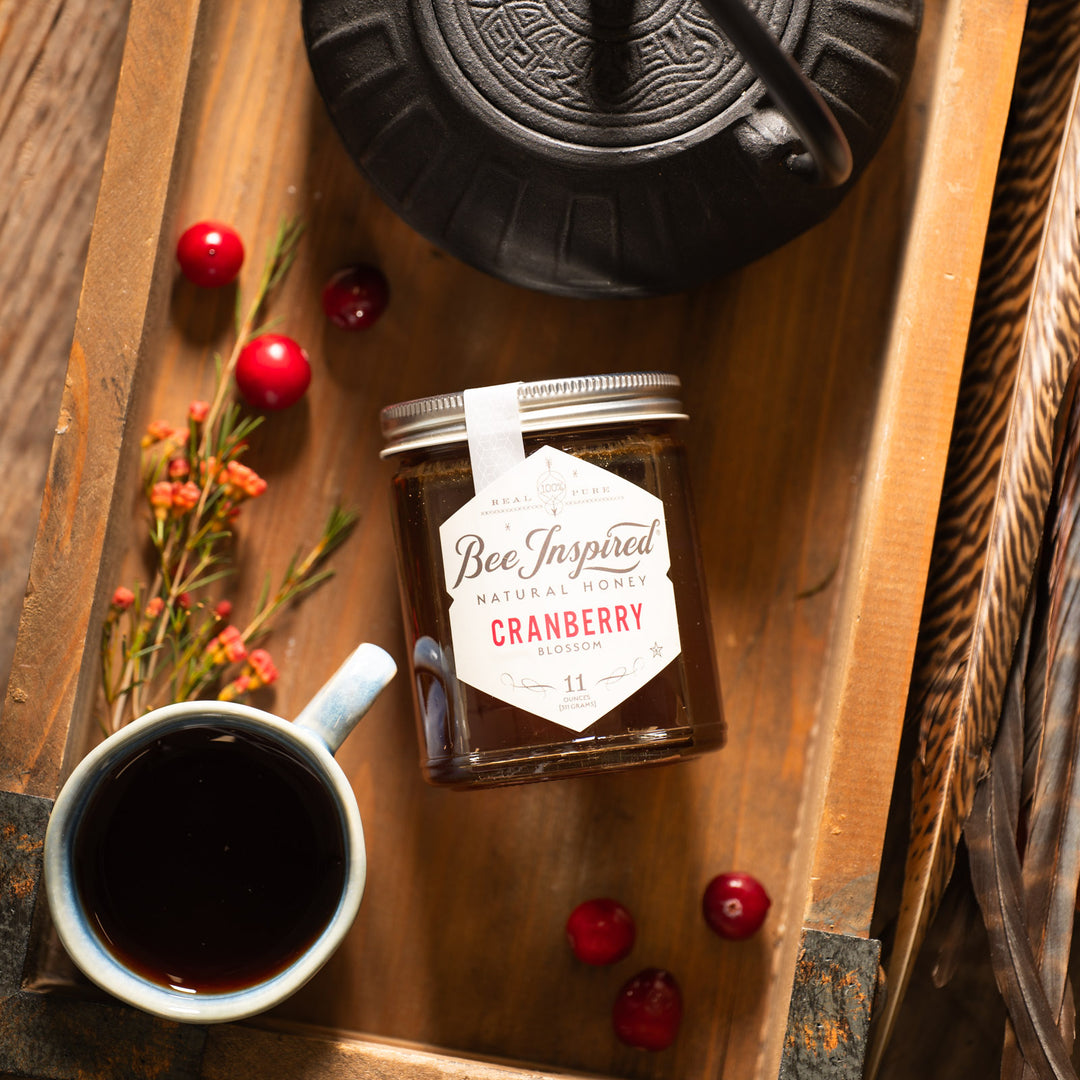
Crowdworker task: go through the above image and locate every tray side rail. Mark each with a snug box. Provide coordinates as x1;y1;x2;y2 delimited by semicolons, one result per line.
0;0;209;801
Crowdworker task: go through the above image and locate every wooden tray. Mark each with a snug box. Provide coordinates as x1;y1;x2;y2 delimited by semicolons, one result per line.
0;0;1028;1077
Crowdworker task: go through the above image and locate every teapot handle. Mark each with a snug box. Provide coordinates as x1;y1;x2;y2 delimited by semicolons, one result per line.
698;0;852;187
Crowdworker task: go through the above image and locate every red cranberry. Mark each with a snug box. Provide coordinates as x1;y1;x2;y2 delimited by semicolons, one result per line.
176;221;244;287
321;264;389;330
566;898;635;965
234;333;311;411
612;968;682;1051
702;872;771;940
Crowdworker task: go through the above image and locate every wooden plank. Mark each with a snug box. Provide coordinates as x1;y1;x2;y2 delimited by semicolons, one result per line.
792;1;1029;937
202;1023;593;1080
761;2;1030;1074
0;0;206;798
0;0;130;702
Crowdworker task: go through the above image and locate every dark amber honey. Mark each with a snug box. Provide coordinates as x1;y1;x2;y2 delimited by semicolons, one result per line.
387;421;725;787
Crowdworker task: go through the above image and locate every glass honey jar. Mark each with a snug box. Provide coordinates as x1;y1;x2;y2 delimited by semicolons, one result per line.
381;372;725;788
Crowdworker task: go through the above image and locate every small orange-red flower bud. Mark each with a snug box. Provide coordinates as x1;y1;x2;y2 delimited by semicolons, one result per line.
248;648;279;687
223;460;268;499
150;481;173;520
145;597;165;618
144;419;173;444
224;639;246;663
207;624;247;665
171;481;201;514
168;457;190;479
217;673;252;702
214;599;232;619
111;586;135;610
189;400;210;423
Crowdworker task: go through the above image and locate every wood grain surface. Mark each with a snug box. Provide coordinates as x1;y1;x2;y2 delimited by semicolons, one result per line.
0;0;206;794
0;0;1026;1078
0;0;131;707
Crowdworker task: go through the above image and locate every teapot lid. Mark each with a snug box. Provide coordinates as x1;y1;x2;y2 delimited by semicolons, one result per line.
304;0;921;297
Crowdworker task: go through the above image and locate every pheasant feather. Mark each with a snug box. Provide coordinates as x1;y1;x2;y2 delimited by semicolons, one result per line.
993;381;1080;1079
965;726;1076;1080
868;8;1080;1069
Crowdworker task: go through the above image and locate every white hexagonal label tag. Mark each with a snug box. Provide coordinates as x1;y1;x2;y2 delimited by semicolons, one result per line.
439;445;681;731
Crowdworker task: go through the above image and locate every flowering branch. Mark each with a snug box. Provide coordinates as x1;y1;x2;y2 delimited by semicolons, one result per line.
100;220;355;733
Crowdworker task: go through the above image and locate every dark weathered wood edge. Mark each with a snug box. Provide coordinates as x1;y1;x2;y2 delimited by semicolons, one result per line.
778;930;881;1080
0;790;52;993
0;991;209;1080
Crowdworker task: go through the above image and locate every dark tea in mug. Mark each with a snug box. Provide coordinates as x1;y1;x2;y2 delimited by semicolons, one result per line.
72;724;346;993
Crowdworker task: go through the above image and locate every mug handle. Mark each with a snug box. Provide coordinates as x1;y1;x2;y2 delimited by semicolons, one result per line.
294;642;398;754
697;0;852;187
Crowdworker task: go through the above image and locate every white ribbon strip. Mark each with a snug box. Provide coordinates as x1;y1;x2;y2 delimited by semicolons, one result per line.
463;382;526;493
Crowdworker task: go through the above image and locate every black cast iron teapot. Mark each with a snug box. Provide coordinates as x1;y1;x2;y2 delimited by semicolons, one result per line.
302;0;921;298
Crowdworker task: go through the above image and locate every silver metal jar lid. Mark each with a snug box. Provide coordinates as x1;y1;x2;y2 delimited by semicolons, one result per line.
380;372;687;457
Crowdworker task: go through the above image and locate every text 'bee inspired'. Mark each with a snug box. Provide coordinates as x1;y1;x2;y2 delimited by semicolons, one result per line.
440;446;682;731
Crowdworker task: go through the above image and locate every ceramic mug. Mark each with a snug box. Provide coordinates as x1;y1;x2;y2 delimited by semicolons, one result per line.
44;642;396;1024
